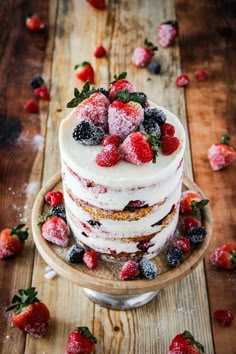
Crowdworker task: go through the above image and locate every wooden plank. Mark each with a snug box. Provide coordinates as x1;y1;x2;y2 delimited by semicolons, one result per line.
176;1;236;353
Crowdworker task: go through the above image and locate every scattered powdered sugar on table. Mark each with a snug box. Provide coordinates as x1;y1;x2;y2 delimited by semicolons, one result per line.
32;134;44;151
16;132;44;152
24;181;40;194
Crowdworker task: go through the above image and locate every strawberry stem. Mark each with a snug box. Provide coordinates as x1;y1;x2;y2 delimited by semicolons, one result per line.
231;250;236;266
115;89;144;105
11;224;29;242
109;72;127;85
6;287;40;314
77;326;97;343
67;81;97;108
144;38;158;52
161;20;178;26
143;132;160;163
183;330;205;352
190;199;209;216
220;134;230;146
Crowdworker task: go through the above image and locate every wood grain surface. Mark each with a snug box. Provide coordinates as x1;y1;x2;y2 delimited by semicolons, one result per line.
0;0;235;353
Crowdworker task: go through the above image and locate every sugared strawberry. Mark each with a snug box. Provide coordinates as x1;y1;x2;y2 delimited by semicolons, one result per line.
176;74;189;87
26;14;47;32
180;190;209;215
66;326;97;354
74;62;95;84
0;224;28;259
6;287;50;338
210;244;236;270
96;144;121;167
161;123;175;137
119;260;139;280
157;20;178;48
214;309;234;327
195;70;208;81
108;72;135;102
103;135;121;147
34;85;50;100
83;250;97;269
182;216;200;232
121;131;159;165
161;135;180;155
108;90;144;140
45;191;63;207
173;237;191;254
42;216;69;247
168;330;204;354
208;134;236;171
24;100;39;113
94;45;106;57
132;38;158;67
87;0;106;10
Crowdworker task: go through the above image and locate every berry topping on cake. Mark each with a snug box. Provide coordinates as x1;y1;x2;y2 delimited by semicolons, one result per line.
26;14;47;32
182;216;200;232
24;100;39;113
208;134;236;171
139;117;161;138
144;108;167;125
121;131;159;165
161;135;180;155
132;38;158;67
138;258;158;279
186;226;207;245
74;62;95;84
136;92;148;108
137;240;152;251
94;45;107;57
173;237;191;254
157;20;178;48
87;0;106;10
180;191;209;215
176;74;189;87
210;244;236;270
109;72;135;102
119;261;139;280
124;200;148;211
30;76;44;89
103;135;121;147
45;191;63;207
97;87;109;98
51;204;67;222
168;330;204;354
96;144;121;167
161;122;175;137
73;121;105;145
147;60;161;74
166;246;183;267
195;70;208;81
66;244;85;263
42;216;69;247
108;90;144;139
83;250;98;269
0;224;29;259
214;309;234;327
88;220;101;228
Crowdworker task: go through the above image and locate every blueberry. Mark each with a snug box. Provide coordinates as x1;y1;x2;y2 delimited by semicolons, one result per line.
186;226;207;245
166;247;183;267
139;258;158;279
30;76;44;89
139;118;161;138
72;121;105;145
97;88;109;98
66;244;85;263
51;204;67;222
144;108;167;126
147;60;161;74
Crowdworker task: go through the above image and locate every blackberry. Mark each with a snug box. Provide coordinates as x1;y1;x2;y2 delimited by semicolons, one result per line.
186;226;207;245
139;118;161;138
66;244;85;263
166;247;183;267
136;92;148;108
30;76;44;89
51;204;67;222
139;258;158;279
97;87;109;98
88;220;101;228
144;108;167;126
147;60;161;74
72;121;105;145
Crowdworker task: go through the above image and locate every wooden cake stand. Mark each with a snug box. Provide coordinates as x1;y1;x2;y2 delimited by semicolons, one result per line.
32;172;212;310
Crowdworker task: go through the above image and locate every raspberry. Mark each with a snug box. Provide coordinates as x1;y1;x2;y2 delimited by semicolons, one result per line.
24;100;39;113
186;226;207;245
83;250;97;269
173;237;191;253
103;135;121;147
30;76;44;89
66;244;85;263
195;70;208;81
138;258;158;279
34;85;50;100
166;247;183;267
144;108;166;125
160;123;175;137
73;121;105;145
161;135;180;155
176;74;189;87
45;191;63;207
214;309;234;327
94;45;107;58
42;216;69;247
183;216;200;232
96;144;121;167
119;261;139;280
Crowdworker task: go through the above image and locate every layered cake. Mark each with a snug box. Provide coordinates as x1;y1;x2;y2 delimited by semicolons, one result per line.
59;76;185;261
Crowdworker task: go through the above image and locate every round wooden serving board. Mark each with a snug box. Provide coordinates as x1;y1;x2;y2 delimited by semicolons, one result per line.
32;172;213;295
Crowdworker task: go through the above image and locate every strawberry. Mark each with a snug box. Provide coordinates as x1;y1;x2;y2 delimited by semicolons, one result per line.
94;45;106;58
66;326;97;354
157;20;178;48
109;72;135;102
83;250;98;269
108;90;144;140
182;216;200;232
195;70;208;81
119;261;139;280
42;216;69;247
74;62;95;84
208;134;236;171
0;224;28;259
87;0;106;10
6;287;50;338
210;244;236;270
103;135;121;147
96;144;121;167
24;99;39;113
168;330;204;354
180;190;209;215
173;237;191;254
34;85;50;100
67;82;109;131
161;122;175;137
26;14;47;32
161;135;180;155
132;38;158;67
45;191;63;207
176;74;189;87
214;309;234;327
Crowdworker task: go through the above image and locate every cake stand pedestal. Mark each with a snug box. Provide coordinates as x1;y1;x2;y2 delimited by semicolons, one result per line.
32;172;212;310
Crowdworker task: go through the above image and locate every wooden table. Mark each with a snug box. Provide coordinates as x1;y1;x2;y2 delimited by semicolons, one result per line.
0;1;235;353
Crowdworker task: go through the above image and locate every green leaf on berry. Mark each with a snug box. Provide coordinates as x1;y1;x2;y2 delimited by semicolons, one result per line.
220;134;230;146
183;330;205;352
109;72;127;85
11;224;29;242
77;326;97;344
190;199;209;215
143;131;160;163
144;38;158;52
67;81;97;108
115;89;146;106
161;20;178;27
6;287;40;314
74;61;91;70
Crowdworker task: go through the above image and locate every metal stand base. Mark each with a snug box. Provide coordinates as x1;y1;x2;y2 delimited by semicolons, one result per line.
82;288;160;310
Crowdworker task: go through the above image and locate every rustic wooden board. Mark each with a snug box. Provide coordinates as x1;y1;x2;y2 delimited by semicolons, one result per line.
176;1;236;353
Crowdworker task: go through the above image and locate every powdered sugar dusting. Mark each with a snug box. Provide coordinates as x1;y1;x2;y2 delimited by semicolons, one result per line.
32;134;44;151
25;181;40;194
